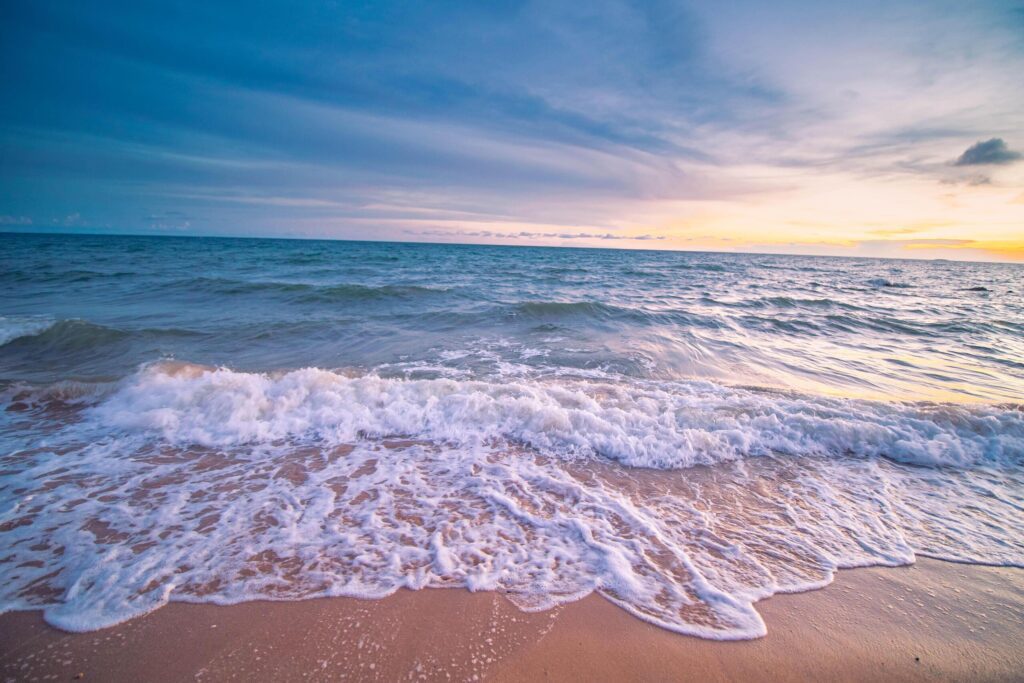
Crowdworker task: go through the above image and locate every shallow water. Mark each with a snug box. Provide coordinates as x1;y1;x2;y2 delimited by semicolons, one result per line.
1;233;1022;637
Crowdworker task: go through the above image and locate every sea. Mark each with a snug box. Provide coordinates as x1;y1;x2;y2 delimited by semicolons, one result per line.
1;232;1022;637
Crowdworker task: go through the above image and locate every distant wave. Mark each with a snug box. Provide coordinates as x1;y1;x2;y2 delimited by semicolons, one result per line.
0;319;206;355
867;277;912;288
758;296;855;310
0;315;58;346
0;269;136;284
508;300;626;320
501;300;724;331
18;319;130;349
714;296;864;312
172;277;450;302
675;262;728;272
311;283;450;302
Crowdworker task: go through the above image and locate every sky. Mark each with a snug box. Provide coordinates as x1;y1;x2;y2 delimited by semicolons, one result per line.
1;1;1023;261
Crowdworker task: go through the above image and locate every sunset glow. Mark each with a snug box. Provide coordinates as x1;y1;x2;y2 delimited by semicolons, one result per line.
2;1;1022;260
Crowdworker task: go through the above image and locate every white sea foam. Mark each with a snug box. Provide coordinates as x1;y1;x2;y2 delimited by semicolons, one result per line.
0;362;1021;636
93;363;1023;468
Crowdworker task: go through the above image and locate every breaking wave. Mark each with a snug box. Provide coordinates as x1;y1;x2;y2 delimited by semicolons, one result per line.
1;362;1021;637
90;363;1023;469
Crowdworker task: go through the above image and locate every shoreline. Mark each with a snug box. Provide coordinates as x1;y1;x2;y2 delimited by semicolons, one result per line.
2;558;1021;682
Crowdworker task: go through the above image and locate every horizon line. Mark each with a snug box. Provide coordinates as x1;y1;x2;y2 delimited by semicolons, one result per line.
1;228;1021;266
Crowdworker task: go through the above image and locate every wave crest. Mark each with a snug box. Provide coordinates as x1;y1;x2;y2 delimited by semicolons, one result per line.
867;278;912;288
174;277;449;302
89;363;1024;469
0;315;59;346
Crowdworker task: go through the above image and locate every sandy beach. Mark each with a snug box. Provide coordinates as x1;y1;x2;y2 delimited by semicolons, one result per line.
2;558;1021;682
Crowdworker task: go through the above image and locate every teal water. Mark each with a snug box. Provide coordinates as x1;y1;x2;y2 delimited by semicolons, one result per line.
3;232;1022;401
1;232;1022;636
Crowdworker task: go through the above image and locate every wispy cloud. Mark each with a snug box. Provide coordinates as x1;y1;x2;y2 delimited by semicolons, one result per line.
1;1;1023;258
145;210;193;231
860;238;976;248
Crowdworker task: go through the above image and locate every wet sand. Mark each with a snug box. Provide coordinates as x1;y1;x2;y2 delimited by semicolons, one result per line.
1;558;1021;682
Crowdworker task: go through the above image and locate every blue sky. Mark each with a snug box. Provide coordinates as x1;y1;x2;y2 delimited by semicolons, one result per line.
2;1;1023;259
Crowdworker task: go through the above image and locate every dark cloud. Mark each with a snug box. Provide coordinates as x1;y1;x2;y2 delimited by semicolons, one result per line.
953;138;1022;166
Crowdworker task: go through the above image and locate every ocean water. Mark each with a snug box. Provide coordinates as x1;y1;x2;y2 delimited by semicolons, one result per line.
1;232;1022;637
